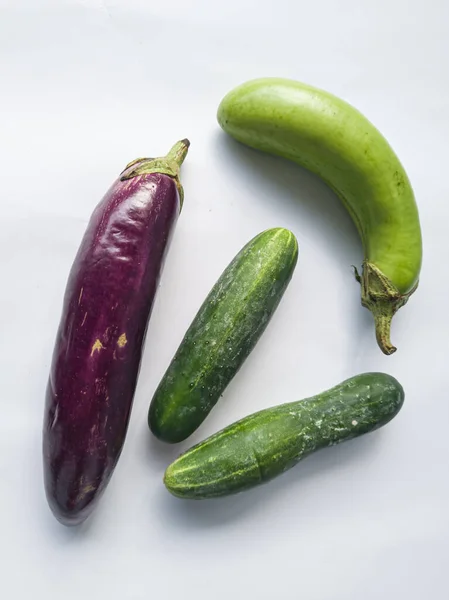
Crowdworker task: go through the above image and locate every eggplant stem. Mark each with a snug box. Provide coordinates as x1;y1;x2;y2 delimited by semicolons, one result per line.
166;139;190;169
119;139;190;208
374;314;396;355
358;261;418;355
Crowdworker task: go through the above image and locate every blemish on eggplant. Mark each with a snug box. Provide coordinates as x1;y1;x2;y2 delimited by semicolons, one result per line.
90;339;105;356
117;333;127;348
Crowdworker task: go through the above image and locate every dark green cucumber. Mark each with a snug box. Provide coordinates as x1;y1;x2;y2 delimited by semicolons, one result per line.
149;227;299;443
164;372;404;498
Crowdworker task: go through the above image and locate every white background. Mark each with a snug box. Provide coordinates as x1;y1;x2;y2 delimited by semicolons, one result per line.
1;0;448;598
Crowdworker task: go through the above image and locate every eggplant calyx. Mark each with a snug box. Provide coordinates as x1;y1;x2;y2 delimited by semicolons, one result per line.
120;139;190;207
354;261;418;355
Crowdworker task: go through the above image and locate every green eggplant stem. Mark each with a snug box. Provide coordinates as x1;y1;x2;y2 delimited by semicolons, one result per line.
373;314;396;356
355;261;416;355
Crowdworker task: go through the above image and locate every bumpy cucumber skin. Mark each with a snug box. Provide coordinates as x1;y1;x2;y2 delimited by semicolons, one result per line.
149;228;298;443
164;373;404;499
217;78;422;355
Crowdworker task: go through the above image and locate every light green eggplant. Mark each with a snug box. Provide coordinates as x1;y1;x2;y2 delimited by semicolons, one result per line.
217;77;422;355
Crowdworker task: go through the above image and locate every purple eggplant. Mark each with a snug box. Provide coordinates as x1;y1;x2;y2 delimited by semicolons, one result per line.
43;139;189;526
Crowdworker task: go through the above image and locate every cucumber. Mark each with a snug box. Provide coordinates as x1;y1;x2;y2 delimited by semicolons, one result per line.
164;372;404;499
148;227;299;443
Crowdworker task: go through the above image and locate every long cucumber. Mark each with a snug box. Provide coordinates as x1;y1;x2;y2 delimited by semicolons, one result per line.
164;372;404;499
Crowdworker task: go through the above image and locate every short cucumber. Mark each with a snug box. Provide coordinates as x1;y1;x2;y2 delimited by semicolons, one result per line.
164;372;404;498
148;227;299;443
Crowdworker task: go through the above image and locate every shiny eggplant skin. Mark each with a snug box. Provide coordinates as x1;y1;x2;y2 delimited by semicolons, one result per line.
43;140;189;525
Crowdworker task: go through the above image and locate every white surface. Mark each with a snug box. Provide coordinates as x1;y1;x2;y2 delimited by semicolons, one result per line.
1;0;448;598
